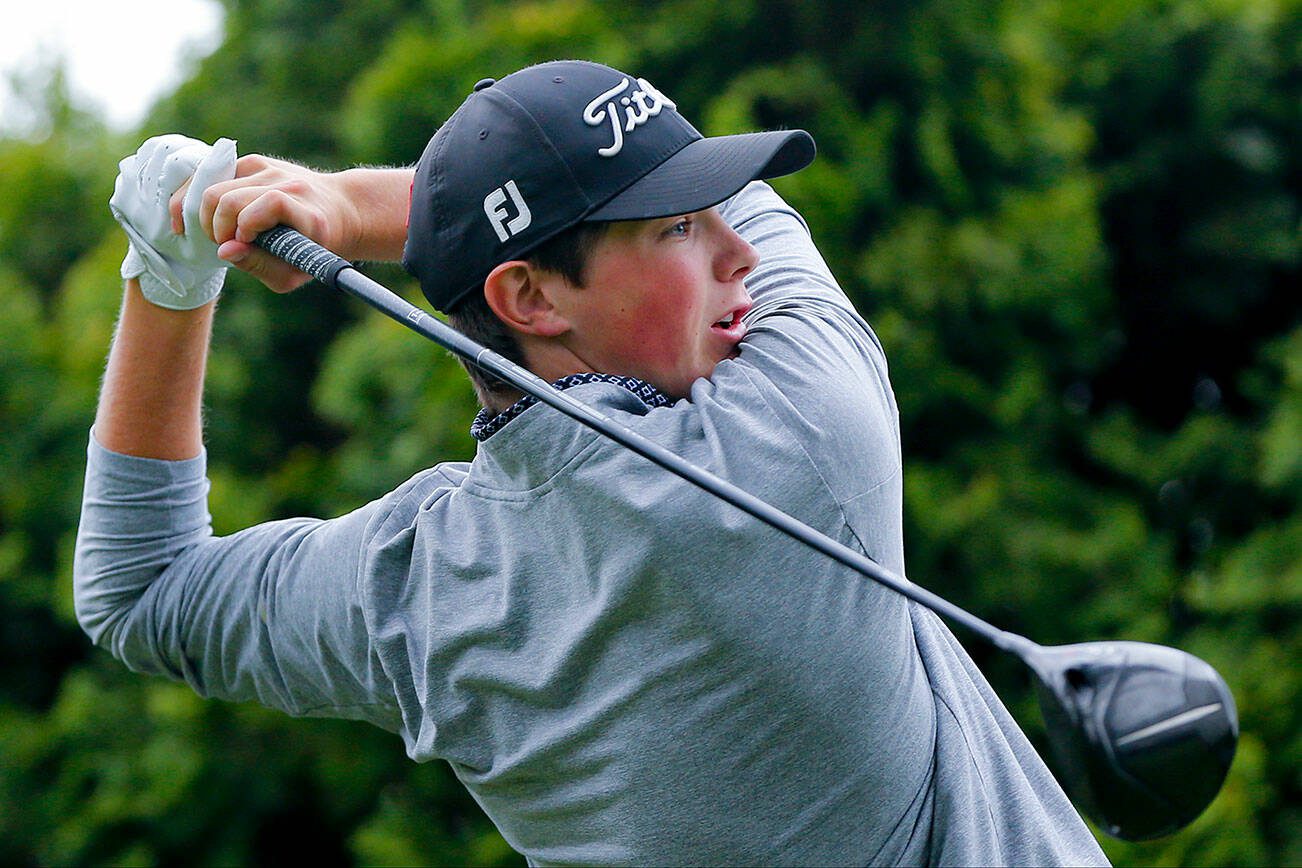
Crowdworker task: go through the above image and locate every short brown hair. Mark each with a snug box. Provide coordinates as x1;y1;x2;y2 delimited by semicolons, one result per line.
448;220;611;411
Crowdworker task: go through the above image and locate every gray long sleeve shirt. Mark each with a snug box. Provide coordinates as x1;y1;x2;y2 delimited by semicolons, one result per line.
75;182;1108;866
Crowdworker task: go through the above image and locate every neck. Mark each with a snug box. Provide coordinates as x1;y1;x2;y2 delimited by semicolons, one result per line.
481;387;524;415
477;340;595;415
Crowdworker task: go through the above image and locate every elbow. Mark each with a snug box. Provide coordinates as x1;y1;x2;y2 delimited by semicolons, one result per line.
71;521;189;653
72;524;205;685
73;435;213;658
71;529;130;648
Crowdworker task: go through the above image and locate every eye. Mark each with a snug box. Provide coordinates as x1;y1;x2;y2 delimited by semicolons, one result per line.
664;216;692;238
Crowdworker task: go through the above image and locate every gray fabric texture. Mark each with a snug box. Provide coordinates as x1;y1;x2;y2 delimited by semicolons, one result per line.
75;181;1108;866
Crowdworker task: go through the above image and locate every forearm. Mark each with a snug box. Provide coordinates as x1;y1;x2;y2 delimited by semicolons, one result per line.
207;163;415;289
336;167;414;261
93;278;214;460
723;181;852;314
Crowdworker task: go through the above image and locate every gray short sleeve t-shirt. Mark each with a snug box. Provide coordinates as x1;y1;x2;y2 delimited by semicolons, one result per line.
75;182;1107;866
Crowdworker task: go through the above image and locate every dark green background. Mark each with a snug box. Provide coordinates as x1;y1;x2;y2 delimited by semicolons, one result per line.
1;0;1297;864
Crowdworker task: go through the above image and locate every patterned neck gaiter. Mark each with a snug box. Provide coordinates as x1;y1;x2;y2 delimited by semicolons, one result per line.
470;373;673;441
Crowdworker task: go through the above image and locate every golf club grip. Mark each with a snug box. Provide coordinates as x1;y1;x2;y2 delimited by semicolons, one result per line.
256;225;353;287
253;226;1032;656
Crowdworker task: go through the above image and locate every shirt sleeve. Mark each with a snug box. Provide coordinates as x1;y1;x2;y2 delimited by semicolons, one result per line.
73;431;419;731
714;182;902;505
719;180;862;317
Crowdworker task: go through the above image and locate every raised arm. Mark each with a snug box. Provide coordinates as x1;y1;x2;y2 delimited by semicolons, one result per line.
76;136;420;733
94;280;214;459
96;138;413;458
95;135;235;458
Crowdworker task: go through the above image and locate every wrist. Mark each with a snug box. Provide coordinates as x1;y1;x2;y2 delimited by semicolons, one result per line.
336;167;414;262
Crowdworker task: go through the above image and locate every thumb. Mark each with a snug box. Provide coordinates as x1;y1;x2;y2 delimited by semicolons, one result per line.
181;138;237;234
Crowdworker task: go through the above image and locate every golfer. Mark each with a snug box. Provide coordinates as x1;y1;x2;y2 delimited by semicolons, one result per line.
76;60;1108;865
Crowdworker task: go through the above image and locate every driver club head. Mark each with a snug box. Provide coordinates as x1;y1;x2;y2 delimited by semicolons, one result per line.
1021;641;1238;841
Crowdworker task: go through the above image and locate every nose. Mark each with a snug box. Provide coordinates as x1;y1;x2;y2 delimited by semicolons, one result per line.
715;218;759;284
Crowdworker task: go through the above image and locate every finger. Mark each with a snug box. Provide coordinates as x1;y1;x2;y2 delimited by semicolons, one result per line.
234;152;273;178
231;186;326;246
218;240;312;293
198;154;283;233
137;137;179;199
208;185;273;245
202;179;299;244
159;144;208;202
200;176;252;241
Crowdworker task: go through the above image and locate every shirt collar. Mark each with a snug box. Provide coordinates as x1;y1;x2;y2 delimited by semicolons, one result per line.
470;373;672;441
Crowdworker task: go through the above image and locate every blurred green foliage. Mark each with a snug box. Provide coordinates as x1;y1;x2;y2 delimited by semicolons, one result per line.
0;0;1297;863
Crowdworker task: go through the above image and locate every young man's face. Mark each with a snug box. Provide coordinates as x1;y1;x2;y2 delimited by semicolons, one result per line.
549;206;759;398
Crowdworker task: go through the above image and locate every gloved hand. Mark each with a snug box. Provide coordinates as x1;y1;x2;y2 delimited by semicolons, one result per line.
109;135;238;310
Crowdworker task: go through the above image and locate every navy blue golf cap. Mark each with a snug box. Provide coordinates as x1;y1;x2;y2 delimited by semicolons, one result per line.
404;60;816;312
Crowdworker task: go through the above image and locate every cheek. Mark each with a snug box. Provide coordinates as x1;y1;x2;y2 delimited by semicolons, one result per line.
587;246;688;322
610;283;700;366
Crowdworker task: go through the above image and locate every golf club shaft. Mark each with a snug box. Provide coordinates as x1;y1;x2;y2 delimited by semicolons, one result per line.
255;225;1035;657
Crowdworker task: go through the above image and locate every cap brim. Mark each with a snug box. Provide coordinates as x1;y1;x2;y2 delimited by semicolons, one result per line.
586;129;815;221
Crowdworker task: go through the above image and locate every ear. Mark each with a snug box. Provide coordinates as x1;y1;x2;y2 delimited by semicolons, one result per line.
482;260;571;338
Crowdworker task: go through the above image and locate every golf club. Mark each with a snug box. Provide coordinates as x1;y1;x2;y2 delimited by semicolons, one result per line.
255;225;1238;841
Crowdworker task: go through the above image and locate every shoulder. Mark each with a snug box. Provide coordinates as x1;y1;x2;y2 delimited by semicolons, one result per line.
363;461;472;542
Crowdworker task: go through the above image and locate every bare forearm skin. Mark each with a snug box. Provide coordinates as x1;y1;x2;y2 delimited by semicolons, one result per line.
93;278;214;460
210;165;414;292
336;167;413;262
93;166;410;461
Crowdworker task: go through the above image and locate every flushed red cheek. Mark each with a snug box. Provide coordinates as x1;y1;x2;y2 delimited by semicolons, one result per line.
604;292;697;371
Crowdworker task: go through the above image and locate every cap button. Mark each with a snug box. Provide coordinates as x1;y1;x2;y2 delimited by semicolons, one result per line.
473;78;496;92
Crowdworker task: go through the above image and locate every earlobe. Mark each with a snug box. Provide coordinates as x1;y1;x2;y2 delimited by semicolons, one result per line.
483;261;570;337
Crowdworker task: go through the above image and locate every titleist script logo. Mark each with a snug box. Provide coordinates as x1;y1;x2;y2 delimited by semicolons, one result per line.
483;179;532;242
583;77;677;158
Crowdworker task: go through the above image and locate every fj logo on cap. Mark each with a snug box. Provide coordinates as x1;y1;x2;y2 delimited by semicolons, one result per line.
582;77;677;158
483;180;532;242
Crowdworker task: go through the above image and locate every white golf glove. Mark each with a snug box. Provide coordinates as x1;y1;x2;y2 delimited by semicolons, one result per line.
109;134;238;310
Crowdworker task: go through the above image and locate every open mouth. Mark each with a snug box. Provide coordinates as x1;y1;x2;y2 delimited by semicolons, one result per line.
711;302;752;335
